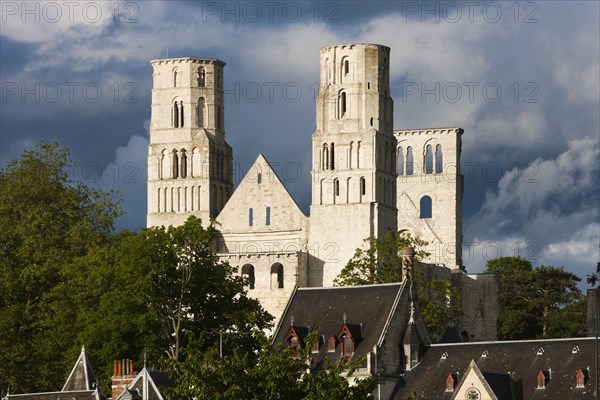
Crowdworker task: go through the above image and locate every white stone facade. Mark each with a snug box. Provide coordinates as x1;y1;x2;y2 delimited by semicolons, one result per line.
147;44;497;338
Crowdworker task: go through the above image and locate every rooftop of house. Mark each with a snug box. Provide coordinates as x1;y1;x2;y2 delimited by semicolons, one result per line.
273;283;404;368
394;337;598;400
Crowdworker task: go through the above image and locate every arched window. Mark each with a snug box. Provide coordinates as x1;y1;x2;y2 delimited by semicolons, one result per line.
334;179;340;197
406;146;414;175
173;69;179;87
343;336;353;357
537;371;546;389
420;196;432;218
357;141;361;168
197;67;205;87
576;369;586;388
425;144;433;174
241;264;255;289
344;58;349;76
445;374;455;392
360;177;366;200
435;144;443;173
397;146;404;175
322;144;329;171
339;91;347;118
327;336;336;352
265;206;271;225
271;263;284;289
257;172;262;184
324;58;330;84
173;101;184;128
330;143;335;170
172;149;179;179
196;97;205;127
249;208;253;226
180;149;187;178
349;141;353;169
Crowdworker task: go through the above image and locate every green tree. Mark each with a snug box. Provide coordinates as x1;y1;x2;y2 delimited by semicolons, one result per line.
587;261;600;286
334;231;462;339
165;332;377;399
334;231;429;286
0;142;122;392
74;216;273;389
485;257;585;340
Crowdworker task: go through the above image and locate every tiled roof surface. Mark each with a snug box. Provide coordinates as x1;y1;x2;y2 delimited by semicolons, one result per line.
395;337;598;400
273;283;402;367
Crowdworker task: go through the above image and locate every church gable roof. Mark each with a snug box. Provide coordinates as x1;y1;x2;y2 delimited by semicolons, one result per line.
273;283;403;367
216;154;307;233
62;347;98;392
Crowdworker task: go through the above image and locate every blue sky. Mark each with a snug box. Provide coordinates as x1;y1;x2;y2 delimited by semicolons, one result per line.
1;1;598;282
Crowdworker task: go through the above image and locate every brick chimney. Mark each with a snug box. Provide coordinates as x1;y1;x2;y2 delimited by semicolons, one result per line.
111;359;137;399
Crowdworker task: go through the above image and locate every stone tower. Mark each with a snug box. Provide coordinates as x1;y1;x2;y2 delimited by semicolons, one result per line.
147;58;233;228
394;128;464;268
309;44;398;286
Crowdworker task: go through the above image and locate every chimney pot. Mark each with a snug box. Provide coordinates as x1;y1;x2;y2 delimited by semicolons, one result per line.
113;360;118;377
129;359;134;376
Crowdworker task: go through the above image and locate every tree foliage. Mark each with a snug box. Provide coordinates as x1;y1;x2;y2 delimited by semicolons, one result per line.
587;261;600;286
485;257;585;340
334;231;429;286
334;231;462;341
0;143;122;392
164;332;377;399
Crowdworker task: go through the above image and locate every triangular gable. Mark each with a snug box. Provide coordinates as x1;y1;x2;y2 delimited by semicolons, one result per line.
450;360;498;400
62;346;98;392
216;154;307;233
118;367;171;400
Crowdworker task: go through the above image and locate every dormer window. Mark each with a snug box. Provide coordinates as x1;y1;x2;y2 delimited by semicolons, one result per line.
311;340;320;353
290;336;300;349
576;368;589;388
327;336;337;352
342;336;354;357
537;370;550;389
444;373;456;392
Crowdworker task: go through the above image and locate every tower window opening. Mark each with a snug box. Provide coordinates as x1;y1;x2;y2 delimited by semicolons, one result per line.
344;59;349;75
425;144;433;174
360;177;366;197
397;146;404;175
435;144;443;173
330;143;335;170
322;144;329;171
196;97;205;127
241;264;255;289
420;196;432;218
266;206;271;225
180;149;187;178
406;146;414;175
197;67;205;87
271;263;284;289
249;208;253;226
172;149;179;179
257;172;262;184
370;117;373;127
334;179;340;196
339;91;347;118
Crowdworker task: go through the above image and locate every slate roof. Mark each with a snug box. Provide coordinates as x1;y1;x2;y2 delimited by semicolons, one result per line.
117;368;174;400
4;347;106;400
273;283;403;368
394;337;598;400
